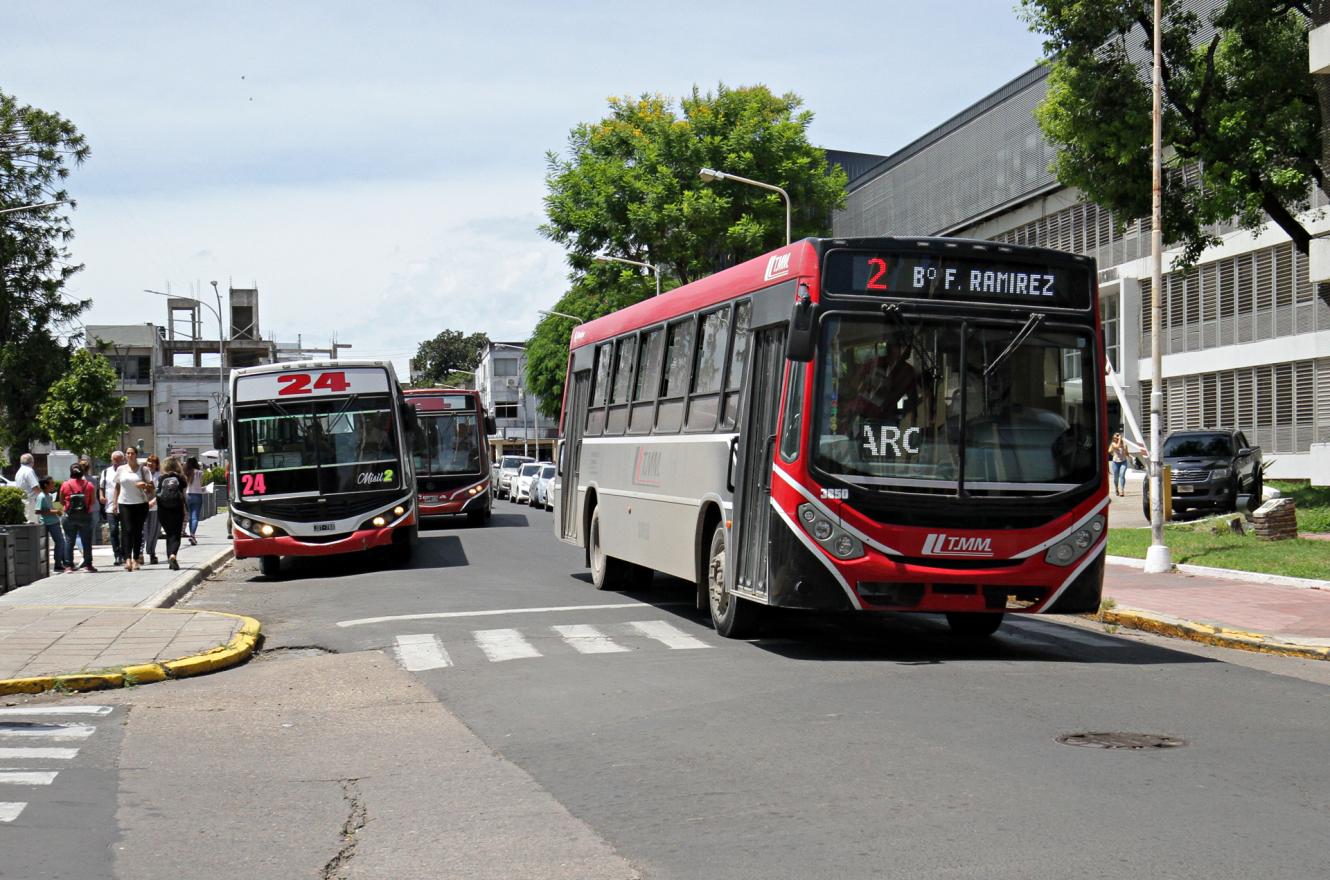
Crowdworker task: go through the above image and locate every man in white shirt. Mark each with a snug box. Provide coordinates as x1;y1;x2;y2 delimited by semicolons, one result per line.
14;453;41;524
100;451;126;565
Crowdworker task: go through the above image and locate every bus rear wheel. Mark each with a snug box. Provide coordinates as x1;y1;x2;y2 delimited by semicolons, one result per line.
259;555;281;579
945;612;1004;638
588;506;631;590
707;526;760;639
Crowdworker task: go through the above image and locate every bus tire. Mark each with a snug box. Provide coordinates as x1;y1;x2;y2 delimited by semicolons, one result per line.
468;509;487;526
588;506;630;590
259;555;281;579
706;526;760;639
945;612;1004;638
392;524;418;565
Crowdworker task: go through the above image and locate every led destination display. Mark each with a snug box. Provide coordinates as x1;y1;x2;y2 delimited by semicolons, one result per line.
822;250;1090;309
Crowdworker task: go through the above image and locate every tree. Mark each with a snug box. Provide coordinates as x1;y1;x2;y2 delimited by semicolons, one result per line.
530;83;847;413
410;329;490;386
37;348;124;459
0;89;89;462
1021;1;1325;267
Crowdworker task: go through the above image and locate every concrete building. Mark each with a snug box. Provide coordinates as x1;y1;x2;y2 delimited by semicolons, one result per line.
474;341;556;462
84;323;163;455
833;61;1330;480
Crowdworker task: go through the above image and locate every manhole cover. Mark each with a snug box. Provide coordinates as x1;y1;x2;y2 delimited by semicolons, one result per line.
1057;732;1187;750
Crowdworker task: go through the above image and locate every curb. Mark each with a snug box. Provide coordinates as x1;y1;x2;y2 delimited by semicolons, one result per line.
1102;606;1330;662
0;610;261;696
1106;555;1330;591
138;545;237;609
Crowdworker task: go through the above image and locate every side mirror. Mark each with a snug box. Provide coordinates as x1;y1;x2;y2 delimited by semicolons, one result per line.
399;401;419;434
785;286;817;362
1237;447;1254;457
556;440;564;477
485;414;497;436
212;419;228;450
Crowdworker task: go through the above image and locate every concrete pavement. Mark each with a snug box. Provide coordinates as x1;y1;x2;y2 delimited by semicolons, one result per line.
0;513;255;695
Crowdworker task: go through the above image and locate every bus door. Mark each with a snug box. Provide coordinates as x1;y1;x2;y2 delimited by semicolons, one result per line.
559;367;592;542
729;324;787;599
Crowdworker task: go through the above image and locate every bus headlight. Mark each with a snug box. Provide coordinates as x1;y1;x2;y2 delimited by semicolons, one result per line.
259;523;275;537
1044;515;1105;567
796;503;864;560
372;516;387;527
393;506;405;516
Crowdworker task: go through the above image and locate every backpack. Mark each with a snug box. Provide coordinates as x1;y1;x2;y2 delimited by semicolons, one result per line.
157;474;185;508
65;481;89;516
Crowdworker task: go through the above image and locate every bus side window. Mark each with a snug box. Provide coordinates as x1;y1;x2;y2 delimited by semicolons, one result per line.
655;318;695;433
586;342;613;436
686;307;729;432
779;362;806;462
630;328;664;435
606;335;636;435
720;301;751;431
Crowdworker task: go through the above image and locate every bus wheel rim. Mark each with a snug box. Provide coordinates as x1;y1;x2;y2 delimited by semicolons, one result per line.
708;545;727;616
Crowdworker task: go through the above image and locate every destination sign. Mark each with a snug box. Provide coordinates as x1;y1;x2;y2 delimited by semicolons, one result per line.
822;251;1090;309
412;395;474;412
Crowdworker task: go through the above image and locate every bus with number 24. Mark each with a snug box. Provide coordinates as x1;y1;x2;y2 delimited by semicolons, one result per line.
554;237;1106;638
221;360;419;578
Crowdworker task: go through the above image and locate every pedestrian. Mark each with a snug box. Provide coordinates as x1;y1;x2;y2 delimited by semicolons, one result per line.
36;476;71;573
184;456;205;546
1109;433;1129;497
60;463;97;572
155;457;187;571
142;454;161;566
107;447;153;572
14;453;41;523
78;456;100;556
100;451;126;566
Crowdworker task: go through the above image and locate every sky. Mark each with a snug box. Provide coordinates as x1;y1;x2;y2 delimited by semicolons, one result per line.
4;1;1048;374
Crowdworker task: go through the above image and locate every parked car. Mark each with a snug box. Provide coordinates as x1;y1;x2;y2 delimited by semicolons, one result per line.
512;462;542;504
531;463;556;510
1143;429;1263;517
494;455;534;499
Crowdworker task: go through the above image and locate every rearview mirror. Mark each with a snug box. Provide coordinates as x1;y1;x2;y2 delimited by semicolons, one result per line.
485;414;497;436
211;419;228;450
785;285;817;362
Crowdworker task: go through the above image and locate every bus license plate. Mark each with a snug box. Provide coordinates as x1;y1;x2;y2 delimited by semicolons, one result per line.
314;522;336;531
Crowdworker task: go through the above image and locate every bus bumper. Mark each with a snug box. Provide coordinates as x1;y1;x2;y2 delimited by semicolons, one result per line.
234;518;412;559
418;491;487;517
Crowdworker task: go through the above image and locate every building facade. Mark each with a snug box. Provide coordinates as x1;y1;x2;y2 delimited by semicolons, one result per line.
833;62;1330;480
474;341;556;462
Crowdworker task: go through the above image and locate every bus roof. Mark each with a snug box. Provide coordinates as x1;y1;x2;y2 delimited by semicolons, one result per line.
230;359;400;382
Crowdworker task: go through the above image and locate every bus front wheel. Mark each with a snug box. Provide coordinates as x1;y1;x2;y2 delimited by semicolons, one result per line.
588;506;631;590
945;612;1004;638
259;555;281;579
707;526;760;639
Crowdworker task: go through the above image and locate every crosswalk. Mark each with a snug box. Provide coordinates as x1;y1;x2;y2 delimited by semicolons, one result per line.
0;704;111;824
391;619;711;672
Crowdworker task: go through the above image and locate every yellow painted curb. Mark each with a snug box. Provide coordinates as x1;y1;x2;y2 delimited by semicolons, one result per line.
0;611;262;696
1102;609;1330;661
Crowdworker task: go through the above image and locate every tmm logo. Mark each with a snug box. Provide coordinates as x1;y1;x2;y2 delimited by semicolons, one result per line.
921;533;994;557
764;253;791;281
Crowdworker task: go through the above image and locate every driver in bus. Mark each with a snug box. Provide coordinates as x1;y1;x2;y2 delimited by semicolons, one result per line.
840;341;920;428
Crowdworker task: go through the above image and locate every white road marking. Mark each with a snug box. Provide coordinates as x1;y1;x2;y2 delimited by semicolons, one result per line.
0;748;79;760
552;625;629;655
474;629;542;662
627;620;711;651
0;770;57;786
1013;621;1126;649
0;706;111;717
338;603;664;628
0;802;26;822
393;634;453;671
0;722;96;740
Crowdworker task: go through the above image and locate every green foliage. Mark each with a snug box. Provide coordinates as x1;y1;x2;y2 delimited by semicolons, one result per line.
0;89;90;463
1268;480;1330;532
411;329;490;386
531;83;846;413
0;486;25;525
203;466;227;486
1107;524;1330;579
1021;1;1322;266
36;348;124;459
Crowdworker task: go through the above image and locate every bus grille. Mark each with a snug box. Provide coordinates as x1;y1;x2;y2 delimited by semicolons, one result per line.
239;494;389;523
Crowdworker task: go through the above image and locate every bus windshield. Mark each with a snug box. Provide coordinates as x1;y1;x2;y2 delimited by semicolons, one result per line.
234;393;401;497
413;411;482;476
813;316;1098;495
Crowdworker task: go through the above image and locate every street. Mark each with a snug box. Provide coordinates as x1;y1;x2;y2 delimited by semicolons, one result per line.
2;506;1327;879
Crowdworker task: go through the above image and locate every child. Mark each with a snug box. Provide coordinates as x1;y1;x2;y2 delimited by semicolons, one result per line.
37;476;71;574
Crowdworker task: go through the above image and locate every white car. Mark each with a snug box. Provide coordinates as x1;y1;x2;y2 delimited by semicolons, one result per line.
494;455;534;499
531;463;556;510
512;462;542;504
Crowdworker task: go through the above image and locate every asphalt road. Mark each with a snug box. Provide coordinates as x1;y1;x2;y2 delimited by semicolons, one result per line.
7;501;1330;878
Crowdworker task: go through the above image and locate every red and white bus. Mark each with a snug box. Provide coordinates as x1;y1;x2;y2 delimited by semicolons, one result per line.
221;360;419;577
404;388;494;524
554;237;1106;638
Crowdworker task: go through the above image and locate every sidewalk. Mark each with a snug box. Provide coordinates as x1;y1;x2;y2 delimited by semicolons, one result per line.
0;513;257;695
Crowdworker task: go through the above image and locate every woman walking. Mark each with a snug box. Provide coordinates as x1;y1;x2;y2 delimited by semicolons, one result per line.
184;456;205;546
142;454;161;565
1108;433;1129;497
108;447;153;571
155;457;188;570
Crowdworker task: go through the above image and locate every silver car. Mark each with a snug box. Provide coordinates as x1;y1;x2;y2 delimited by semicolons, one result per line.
531;463;556;510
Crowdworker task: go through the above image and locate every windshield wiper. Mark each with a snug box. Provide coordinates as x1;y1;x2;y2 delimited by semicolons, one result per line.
983;312;1045;377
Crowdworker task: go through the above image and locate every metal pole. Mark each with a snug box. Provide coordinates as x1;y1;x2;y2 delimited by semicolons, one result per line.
1145;0;1172;574
210;282;226;420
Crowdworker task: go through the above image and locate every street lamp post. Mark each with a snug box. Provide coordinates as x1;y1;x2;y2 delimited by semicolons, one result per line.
1144;0;1172;574
0;199;71;216
698;167;791;246
538;309;586;324
144;286;228;424
594;255;660;297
